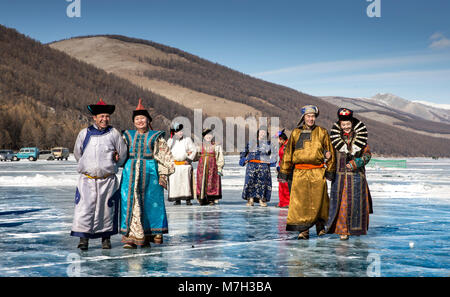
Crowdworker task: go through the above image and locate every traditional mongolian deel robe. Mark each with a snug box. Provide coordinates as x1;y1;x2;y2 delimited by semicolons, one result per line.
279;125;336;232
167;136;197;201
196;142;225;205
119;130;175;245
277;139;290;207
71;124;127;239
240;140;276;202
326;120;373;236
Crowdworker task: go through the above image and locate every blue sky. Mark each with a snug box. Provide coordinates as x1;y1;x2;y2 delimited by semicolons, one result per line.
1;0;450;104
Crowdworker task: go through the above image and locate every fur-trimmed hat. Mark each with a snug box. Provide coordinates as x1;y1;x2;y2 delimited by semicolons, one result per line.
297;105;319;126
87;98;115;115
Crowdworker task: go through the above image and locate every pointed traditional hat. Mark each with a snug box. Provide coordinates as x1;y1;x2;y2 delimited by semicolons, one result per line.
132;98;152;121
87;98;115;115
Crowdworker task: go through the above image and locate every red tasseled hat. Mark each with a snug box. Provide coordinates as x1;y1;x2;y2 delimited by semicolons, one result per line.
132;98;152;122
87;98;115;115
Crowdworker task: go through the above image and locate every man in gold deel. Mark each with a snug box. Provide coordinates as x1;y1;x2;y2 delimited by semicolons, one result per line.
278;105;336;239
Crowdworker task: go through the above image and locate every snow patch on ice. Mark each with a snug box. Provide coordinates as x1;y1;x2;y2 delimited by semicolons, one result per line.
369;182;450;200
6;231;67;239
0;174;78;187
186;259;235;269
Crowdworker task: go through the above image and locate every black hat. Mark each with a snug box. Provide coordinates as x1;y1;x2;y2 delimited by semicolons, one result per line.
277;129;288;140
132;98;152;122
170;122;183;133
88;98;115;115
202;128;213;137
337;108;354;122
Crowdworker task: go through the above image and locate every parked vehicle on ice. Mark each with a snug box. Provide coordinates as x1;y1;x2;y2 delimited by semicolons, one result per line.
15;147;40;161
0;149;17;161
51;147;69;160
39;150;54;160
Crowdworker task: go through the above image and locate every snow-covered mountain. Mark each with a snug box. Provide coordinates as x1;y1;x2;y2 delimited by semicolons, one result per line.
369;93;450;123
412;100;450;111
322;93;450;125
320;93;450;141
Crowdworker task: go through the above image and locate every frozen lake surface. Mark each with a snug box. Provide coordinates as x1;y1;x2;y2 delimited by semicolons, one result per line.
0;155;449;277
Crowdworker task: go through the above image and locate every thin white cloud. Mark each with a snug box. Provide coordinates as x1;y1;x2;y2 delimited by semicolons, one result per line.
253;53;450;77
299;69;450;84
430;32;445;40
429;32;450;49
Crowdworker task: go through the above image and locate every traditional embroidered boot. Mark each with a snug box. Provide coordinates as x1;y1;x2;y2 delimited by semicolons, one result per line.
246;198;254;206
259;199;268;207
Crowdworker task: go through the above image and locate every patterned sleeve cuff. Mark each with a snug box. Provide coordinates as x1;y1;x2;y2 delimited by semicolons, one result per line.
354;158;365;168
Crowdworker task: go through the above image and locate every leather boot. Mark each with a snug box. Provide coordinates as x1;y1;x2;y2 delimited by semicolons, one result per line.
297;230;310;240
123;243;137;249
260;199;268;207
246;198;254;206
151;234;163;244
316;221;326;236
186;200;193;205
102;237;111;249
77;237;89;250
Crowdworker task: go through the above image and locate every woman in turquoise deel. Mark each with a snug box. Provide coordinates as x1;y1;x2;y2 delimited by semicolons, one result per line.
120;99;175;248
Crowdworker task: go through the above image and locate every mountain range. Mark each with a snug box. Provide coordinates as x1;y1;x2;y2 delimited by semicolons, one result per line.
1;25;450;157
320;93;450;139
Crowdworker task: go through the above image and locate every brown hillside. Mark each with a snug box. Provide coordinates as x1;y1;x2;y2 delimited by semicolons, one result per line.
49;34;450;157
0;26;197;150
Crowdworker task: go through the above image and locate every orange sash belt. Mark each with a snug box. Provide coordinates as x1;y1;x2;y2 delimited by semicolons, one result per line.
174;161;188;165
294;163;324;170
249;159;269;164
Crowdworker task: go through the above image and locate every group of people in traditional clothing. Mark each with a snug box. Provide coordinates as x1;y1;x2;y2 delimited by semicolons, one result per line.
70;98;373;251
240;105;373;241
276;105;373;240
70;99;225;250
